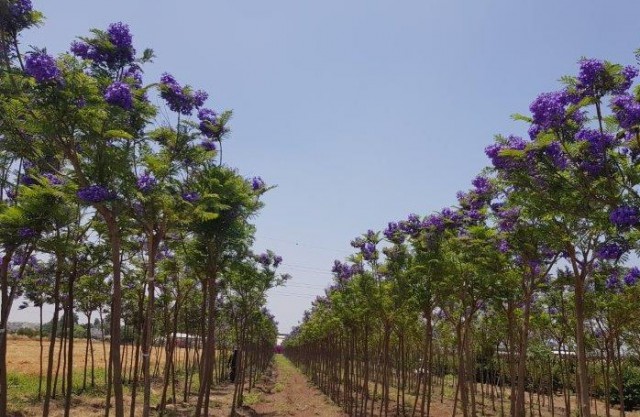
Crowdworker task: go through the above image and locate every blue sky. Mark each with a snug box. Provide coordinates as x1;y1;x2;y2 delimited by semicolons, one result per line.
12;0;640;332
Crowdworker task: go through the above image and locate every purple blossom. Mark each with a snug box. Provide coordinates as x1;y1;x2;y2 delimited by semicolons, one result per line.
471;176;491;195
159;73;206;115
104;81;133;109
544;141;567;169
400;213;421;236
605;274;621;291
596;242;626;260
25;52;60;84
252;176;265;191
273;256;283;268
497;206;520;232
17;227;38;239
421;214;445;232
193;90;208;108
575;129;615;154
384;221;405;244
10;0;32;20
576;58;606;97
181;191;200;203
70;22;135;68
497;239;509;253
529;91;569;131
485;135;528;171
548;306;559;315
258;253;270;267
21;175;36;186
616;65;639;93
42;172;63;185
361;242;377;261
123;65;143;87
465;209;484;222
610;205;640;229
331;260;359;281
624;267;640;286
77;185;117;203
200;140;217;151
107;22;133;50
198;108;218;138
440;207;463;226
136;172;156;193
5;0;32;30
350;237;366;249
611;94;640;129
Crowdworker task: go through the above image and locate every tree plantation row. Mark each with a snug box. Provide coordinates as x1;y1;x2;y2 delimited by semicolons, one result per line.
283;55;640;417
0;2;286;416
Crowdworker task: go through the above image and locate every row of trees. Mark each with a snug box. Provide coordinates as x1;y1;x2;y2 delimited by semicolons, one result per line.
0;2;284;417
284;54;640;417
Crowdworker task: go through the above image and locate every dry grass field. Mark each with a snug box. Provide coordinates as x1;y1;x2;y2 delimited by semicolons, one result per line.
5;335;210;416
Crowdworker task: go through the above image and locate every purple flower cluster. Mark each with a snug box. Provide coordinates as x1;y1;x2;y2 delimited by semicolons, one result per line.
400;213;422;237
159;73;207;115
421;214;445;232
496;206;520;232
383;221;405;244
624;267;640;286
181;191;200;203
25;52;60;84
596;242;626;260
605;274;620;291
440;207;463;227
574;129;615;176
17;227;38;239
331;260;361;281
576;58;606;97
575;129;615;154
200;140;217;151
616;66;639;93
252;176;265;191
361;242;377;261
610;205;640;229
485;135;527;170
123;65;143;88
472;176;492;196
611;94;640;129
77;185;117;203
3;0;33;30
529;91;569;134
543;141;568;169
107;22;132;49
198;108;218;138
136;172;156;193
256;252;282;268
21;175;36;186
71;22;135;68
42;172;63;185
104;81;133;109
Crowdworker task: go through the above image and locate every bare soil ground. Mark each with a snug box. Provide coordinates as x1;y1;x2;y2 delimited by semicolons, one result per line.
241;355;348;417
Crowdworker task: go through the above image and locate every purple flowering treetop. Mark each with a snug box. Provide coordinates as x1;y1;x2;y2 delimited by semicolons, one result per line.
24;51;61;84
159;73;208;115
70;22;137;69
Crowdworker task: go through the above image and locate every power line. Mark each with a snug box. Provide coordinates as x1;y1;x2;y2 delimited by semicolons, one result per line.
260;236;353;256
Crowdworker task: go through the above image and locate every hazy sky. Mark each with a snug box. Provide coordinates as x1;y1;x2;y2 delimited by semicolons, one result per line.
11;1;640;333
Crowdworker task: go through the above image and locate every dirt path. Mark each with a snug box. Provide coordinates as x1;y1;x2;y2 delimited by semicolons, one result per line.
249;354;347;417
